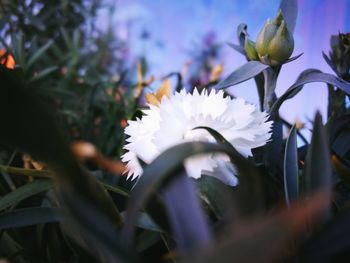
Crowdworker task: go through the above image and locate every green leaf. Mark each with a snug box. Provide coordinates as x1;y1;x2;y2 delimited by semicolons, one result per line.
60;27;74;51
0;232;26;263
322;51;338;74
13;33;25;68
284;53;303;64
25;40;53;70
122;142;237;244
279;0;298;33
136;212;164;233
60;193;135;262
304;112;332;198
0;208;63;229
99;181;130;198
270;70;350;118
195;176;233;218
135;230;161;253
214;61;270;90
227;42;245;55
283;125;298;207
194;126;265;217
254;72;265;111
28;66;58;83
161;172;212;254
236;23;248;47
0;180;52;211
0;165;130;198
193;126;237;154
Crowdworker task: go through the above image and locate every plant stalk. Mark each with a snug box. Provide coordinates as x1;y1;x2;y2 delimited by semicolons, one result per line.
263;67;278;111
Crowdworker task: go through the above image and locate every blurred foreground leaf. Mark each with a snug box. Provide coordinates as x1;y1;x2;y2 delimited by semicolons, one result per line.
123;142;238;244
0;207;63;229
0;180;52;211
0;66;131;261
161;170;212;255
188;192;329;263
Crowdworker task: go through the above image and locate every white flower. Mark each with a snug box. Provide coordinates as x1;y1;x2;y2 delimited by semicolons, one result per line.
121;89;272;186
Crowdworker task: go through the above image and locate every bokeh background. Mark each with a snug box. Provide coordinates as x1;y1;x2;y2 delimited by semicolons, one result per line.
96;0;350;126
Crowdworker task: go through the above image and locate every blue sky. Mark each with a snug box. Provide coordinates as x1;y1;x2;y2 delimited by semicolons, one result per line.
98;0;350;131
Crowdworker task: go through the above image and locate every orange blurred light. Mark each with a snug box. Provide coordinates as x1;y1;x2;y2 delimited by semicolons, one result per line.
120;119;127;128
0;49;15;69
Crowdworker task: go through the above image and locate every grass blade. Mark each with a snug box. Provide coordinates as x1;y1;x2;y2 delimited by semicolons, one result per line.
0;180;52;211
283;125;298;207
0;207;63;229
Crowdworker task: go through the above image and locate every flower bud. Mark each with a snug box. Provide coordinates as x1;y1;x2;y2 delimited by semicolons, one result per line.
255;10;294;66
244;37;259;61
327;32;350;81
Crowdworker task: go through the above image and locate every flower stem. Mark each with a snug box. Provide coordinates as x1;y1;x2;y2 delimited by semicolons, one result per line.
263;67;278;111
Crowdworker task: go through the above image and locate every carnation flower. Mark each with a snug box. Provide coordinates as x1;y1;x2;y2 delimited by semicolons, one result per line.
121;89;272;186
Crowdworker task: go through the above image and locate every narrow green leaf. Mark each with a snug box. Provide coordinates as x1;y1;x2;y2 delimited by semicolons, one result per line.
99;181;130;198
283;125;298;207
135;212;163;233
0;180;52;211
304;112;332;198
284;53;303;64
270;70;350;118
195;176;233;218
0;165;130;198
227;42;245;55
193;126;237;153
236;23;248;47
29;66;58;83
72;30;81;48
26;40;53;70
214;61;270;90
279;0;298;33
322;51;338;74
58;193;134;262
0;208;63;229
14;33;25;68
60;27;74;51
135;231;161;253
269;119;284;172
0;165;51;178
161;172;212;254
0;232;26;263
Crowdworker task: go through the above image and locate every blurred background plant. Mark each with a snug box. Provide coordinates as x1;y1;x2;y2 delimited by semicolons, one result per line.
0;0;139;159
1;0;350;263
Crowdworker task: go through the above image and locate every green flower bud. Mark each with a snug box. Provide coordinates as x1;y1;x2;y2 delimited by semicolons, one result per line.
244;37;259;61
255;10;294;66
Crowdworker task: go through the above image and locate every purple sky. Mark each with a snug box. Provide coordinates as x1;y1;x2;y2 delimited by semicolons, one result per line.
99;0;350;135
